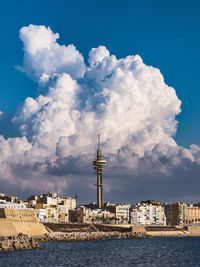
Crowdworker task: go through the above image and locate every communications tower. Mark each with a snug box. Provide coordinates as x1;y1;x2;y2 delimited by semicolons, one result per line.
93;134;106;209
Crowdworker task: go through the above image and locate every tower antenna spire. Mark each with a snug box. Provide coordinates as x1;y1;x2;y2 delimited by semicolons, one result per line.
98;134;100;150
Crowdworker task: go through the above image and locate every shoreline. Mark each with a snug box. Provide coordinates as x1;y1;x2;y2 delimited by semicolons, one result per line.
0;231;147;252
1;230;200;252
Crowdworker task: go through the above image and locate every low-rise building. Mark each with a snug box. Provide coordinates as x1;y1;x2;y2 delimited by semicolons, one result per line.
0;193;18;203
58;197;76;210
69;206;89;224
45;206;58;223
34;204;57;222
105;203;130;224
69;206;115;224
28;192;77;209
115;204;130;224
57;205;69;223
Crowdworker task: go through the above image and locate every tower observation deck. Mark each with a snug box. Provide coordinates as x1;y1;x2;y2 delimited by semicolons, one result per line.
93;134;106;209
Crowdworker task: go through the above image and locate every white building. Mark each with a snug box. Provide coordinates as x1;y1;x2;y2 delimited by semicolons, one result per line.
35;209;47;222
0;202;26;209
28;192;77;211
130;202;166;225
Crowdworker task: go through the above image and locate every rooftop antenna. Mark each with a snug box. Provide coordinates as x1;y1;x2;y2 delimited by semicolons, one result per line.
98;134;100;150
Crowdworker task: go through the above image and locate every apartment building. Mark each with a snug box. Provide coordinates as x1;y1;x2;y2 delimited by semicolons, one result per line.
187;205;200;224
105;203;130;224
164;203;187;226
130;202;166;225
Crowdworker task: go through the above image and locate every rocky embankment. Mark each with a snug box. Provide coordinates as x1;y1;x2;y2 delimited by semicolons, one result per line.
0;231;147;252
35;231;147;243
0;233;40;252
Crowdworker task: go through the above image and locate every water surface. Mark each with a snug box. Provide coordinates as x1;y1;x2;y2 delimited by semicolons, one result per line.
0;237;200;267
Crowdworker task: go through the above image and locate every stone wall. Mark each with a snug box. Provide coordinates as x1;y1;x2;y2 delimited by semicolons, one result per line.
95;224;132;232
0;208;38;223
0;219;18;237
0;208;48;236
187;226;200;233
131;226;146;233
44;223;97;232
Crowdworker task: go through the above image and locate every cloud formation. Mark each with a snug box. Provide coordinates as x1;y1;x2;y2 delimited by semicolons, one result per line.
18;24;86;82
1;24;200;202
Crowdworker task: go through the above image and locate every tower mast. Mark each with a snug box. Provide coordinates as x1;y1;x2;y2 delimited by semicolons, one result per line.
93;134;106;209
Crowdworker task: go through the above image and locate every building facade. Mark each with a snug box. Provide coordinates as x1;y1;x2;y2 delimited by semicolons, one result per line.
186;205;200;225
69;206;115;224
27;192;76;223
130;202;166;225
164;203;187;226
0;202;26;209
105;203;130;224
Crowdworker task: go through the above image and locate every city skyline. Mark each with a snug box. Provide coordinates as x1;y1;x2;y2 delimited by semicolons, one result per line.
0;1;200;203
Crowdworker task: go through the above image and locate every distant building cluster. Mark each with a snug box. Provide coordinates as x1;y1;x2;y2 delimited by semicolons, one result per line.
27;192;77;223
130;201;200;226
70;203;130;225
1;192;200;226
130;201;166;225
0;192;76;223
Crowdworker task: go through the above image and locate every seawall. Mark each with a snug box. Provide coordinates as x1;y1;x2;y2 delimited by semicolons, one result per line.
0;219;18;236
44;223;200;236
0;208;48;237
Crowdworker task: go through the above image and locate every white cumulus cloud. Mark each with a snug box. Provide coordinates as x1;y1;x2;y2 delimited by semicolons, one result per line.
18;24;86;82
0;24;200;202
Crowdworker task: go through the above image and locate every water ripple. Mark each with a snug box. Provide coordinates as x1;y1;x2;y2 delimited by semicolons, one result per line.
0;237;200;267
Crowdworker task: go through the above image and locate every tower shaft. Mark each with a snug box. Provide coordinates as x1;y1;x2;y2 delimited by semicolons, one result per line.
93;135;106;209
97;173;102;209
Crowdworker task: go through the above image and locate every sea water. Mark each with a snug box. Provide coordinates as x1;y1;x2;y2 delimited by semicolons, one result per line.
0;237;200;267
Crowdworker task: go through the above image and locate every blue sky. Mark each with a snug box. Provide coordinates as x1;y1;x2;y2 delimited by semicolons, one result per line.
0;0;200;148
0;0;200;202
